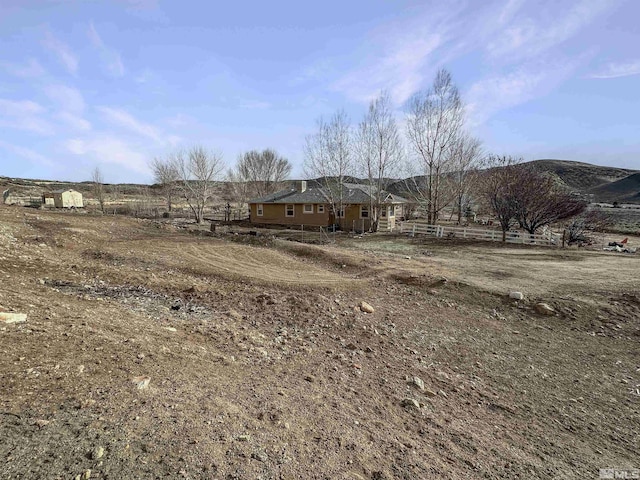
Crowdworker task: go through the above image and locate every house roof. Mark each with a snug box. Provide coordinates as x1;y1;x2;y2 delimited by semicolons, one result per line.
51;188;80;194
249;183;408;205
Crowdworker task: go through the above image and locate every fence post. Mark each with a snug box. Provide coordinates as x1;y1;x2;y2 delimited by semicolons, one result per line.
302;224;304;243
463;228;467;239
412;224;416;237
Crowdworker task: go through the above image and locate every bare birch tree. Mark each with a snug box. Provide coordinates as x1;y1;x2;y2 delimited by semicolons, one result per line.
304;109;352;228
405;69;463;224
355;91;403;231
448;133;483;223
150;156;180;212
171;146;225;224
91;166;105;213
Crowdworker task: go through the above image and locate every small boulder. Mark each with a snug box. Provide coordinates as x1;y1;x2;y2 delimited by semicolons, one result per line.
410;376;425;391
0;312;27;324
534;303;555;316
92;446;104;460
359;301;375;314
401;398;420;410
509;291;524;301
132;376;150;390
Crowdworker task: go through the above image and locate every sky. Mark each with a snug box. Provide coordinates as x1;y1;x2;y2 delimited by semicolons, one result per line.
0;0;639;183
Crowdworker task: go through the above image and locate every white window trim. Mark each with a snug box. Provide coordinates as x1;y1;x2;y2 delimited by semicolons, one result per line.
303;204;314;214
256;204;264;217
318;204;325;213
285;204;294;217
360;205;370;219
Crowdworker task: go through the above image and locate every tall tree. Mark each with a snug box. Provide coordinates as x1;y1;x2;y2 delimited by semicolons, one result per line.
448;133;483;223
230;149;291;201
355;91;403;231
150;156;180;212
479;155;521;242
171;146;225;224
405;69;464;224
91;166;105;213
304;109;352;228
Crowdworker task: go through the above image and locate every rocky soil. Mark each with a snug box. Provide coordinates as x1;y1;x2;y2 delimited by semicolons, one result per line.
0;206;638;479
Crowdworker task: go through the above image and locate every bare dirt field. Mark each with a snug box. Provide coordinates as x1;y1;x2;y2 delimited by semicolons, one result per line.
1;206;639;480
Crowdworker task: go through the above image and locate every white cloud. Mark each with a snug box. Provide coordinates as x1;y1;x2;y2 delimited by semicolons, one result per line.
588;60;640;79
88;22;125;77
63;135;149;173
57;112;92;131
466;59;580;126
0;98;53;135
0;140;53;166
239;100;271;110
42;30;78;75
43;85;86;113
97;106;162;143
1;58;46;78
486;0;614;61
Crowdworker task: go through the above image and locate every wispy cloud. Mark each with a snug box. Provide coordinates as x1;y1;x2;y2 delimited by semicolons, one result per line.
588;60;640;79
64;135;149;173
43;85;86;113
88;22;125;77
486;0;614;61
1;58;46;78
239;100;271;110
0;140;53;167
97;106;162;143
466;58;580;126
42;30;78;75
0;98;53;135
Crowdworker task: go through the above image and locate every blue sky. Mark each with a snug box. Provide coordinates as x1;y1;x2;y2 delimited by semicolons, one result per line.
0;0;639;183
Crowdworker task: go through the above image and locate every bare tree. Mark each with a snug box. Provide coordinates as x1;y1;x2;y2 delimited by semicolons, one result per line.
304;109;352;228
91;166;105;213
405;69;464;224
150;157;180;212
448;133;483;223
171;146;225;224
479;155;521;242
512;166;587;235
227;149;291;207
355;91;403;231
565;209;609;244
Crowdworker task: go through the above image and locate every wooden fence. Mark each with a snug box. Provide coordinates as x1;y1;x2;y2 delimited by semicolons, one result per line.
397;221;559;247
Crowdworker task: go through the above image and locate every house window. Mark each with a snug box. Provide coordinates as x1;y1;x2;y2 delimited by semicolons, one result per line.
360;205;369;219
380;206;387;218
335;207;345;218
285;204;294;217
256;204;264;217
318;204;325;213
303;204;313;214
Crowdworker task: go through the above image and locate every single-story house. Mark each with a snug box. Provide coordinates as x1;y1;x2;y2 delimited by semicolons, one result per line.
248;181;407;231
42;189;84;208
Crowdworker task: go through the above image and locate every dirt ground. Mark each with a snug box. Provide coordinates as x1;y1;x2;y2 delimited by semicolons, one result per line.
1;206;638;480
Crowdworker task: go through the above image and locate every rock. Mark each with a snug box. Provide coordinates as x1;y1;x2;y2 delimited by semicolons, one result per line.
0;312;27;324
509;291;524;300
346;342;358;350
251;451;268;462
535;303;555;316
163;326;177;332
137;353;145;359
92;446;104;460
83;470;92;479
304;375;315;383
359;301;375;314
401;398;420;409
236;434;251;442
132;376;150;390
410;376;425;391
424;389;437;398
34;419;50;428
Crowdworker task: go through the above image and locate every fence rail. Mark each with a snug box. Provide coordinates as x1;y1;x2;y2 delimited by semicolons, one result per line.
397;221;559;247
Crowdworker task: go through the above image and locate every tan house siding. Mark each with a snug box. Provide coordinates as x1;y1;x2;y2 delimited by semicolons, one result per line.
250;203;330;226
